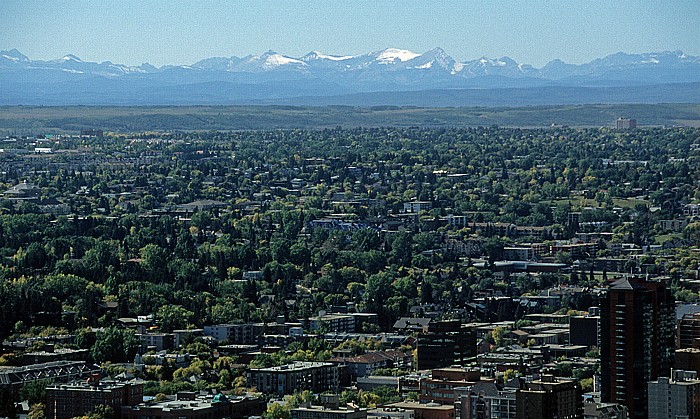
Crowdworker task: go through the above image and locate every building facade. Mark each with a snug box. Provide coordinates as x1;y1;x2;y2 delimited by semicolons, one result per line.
291;406;368;419
678;312;700;349
600;277;675;418
247;362;340;396
416;321;476;370
454;382;518;419
46;376;143;419
616;118;637;130
515;376;582;419
647;370;700;419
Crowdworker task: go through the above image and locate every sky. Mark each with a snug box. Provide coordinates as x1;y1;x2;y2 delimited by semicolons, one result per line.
2;0;699;68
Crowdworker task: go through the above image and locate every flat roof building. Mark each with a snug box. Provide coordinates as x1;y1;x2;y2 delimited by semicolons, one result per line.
247;362;340;396
647;370;700;419
46;375;143;419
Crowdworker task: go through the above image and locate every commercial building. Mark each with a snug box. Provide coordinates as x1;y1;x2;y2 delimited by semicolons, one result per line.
454;381;517;419
368;407;415;418
384;401;456;419
569;315;600;348
121;393;264;419
647;370;700;419
419;368;483;405
600;277;675;418
416;321;476;370
46;375;143;419
678;312;700;349
291;394;368;419
515;376;582;419
616;118;637;130
675;348;700;374
20;347;90;365
136;332;174;352
247;362;340;396
291;405;368;419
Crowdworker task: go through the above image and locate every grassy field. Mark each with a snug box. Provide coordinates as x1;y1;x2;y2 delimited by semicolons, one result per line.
0;103;699;134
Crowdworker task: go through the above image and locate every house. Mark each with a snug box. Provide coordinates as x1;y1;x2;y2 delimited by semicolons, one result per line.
393;317;431;333
659;218;689;232
135;332;174;352
4;181;40;201
177;199;227;212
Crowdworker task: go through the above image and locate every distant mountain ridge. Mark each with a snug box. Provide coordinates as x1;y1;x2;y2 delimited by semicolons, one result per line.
1;47;699;105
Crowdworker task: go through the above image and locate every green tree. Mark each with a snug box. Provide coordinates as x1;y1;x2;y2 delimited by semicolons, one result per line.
491;326;506;348
483;237;505;263
139;244;170;282
157;305;195;332
91;326;138;363
365;272;393;314
20;379;52;405
263;402;290;419
579;377;593;392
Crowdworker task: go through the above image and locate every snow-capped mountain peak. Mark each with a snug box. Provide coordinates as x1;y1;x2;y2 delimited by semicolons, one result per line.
260;51;305;67
403;47;457;72
1;48;698;99
232;50;308;72
62;54;82;62
374;48;420;64
302;51;355;62
1;49;29;62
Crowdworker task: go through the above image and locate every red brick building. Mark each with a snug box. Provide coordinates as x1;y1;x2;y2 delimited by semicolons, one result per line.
46;375;143;419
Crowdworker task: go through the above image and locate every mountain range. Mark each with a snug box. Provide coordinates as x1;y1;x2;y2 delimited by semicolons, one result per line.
1;47;699;106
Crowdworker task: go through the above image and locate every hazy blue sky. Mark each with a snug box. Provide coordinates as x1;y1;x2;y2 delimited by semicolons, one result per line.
2;0;698;67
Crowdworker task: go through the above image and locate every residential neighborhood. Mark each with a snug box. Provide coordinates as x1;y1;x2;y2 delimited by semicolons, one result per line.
1;125;700;418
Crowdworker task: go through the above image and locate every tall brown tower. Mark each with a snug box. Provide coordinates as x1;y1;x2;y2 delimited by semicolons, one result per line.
600;277;675;418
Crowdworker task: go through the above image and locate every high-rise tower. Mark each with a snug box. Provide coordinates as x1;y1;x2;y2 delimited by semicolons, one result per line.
600;277;675;418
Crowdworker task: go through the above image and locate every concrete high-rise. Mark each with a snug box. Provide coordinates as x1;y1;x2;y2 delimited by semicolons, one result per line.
647;370;700;419
600;277;675;419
